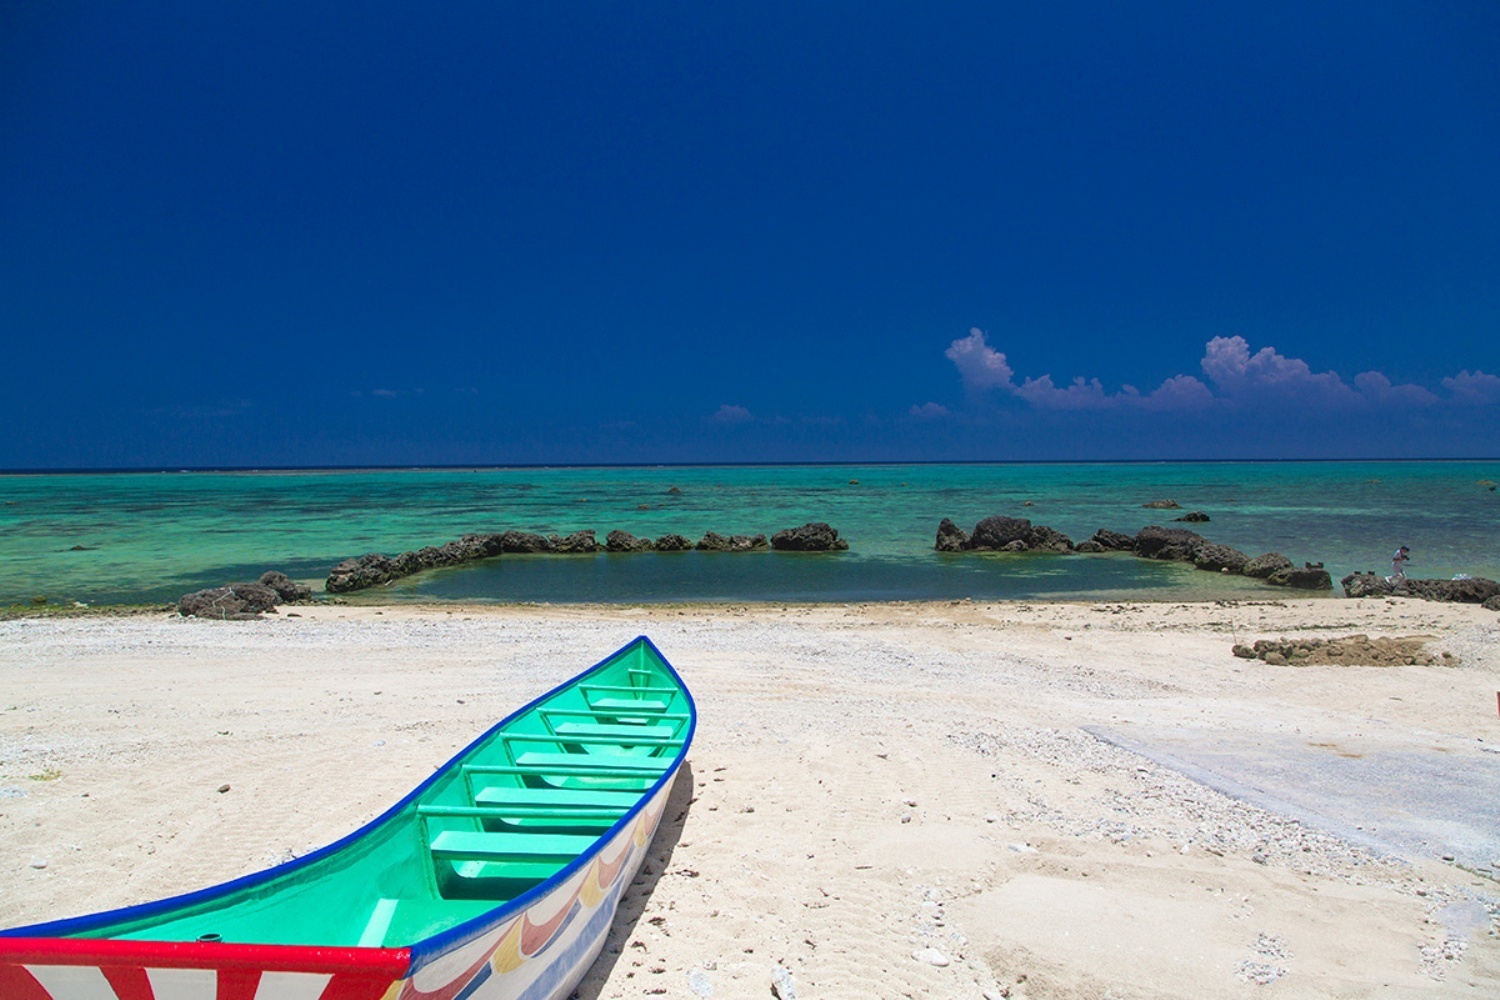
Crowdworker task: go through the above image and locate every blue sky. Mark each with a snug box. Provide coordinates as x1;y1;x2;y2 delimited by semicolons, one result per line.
2;2;1497;467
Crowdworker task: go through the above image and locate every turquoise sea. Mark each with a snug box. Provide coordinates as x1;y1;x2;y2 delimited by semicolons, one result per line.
1;462;1497;606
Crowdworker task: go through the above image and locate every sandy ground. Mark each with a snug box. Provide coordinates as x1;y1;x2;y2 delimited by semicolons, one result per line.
2;597;1499;999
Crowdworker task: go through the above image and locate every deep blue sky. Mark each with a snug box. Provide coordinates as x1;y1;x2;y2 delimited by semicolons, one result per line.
3;2;1497;467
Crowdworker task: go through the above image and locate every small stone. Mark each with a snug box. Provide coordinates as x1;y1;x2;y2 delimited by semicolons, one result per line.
912;947;950;967
218;784;231;793
29;859;47;869
770;965;797;999
687;968;713;997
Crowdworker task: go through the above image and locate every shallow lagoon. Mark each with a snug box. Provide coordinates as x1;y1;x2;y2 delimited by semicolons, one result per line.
2;461;1497;605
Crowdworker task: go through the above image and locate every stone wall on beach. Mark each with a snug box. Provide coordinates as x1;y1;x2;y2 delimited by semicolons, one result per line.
324;522;849;594
934;517;1333;591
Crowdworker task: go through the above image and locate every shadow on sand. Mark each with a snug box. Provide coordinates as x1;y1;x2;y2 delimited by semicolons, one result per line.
572;759;696;999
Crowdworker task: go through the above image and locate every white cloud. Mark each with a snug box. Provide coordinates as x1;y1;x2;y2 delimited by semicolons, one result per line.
1199;336;1354;402
945;328;1015;390
710;404;753;424
1014;375;1113;410
909;402;951;419
1354;371;1438;406
940;328;1494;418
1441;370;1500;405
1143;374;1215;410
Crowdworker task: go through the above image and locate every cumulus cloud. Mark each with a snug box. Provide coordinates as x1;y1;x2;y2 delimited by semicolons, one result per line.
1014;375;1112;410
1199;336;1355;402
710;404;753;424
909;402;951;419
1354;371;1438;406
1441;370;1500;405
945;328;1015;390
941;327;1494;418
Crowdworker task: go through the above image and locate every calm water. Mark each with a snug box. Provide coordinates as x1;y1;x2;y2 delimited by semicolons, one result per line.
1;462;1497;606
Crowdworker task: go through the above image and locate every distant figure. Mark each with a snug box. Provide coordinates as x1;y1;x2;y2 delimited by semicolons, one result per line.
1388;545;1411;583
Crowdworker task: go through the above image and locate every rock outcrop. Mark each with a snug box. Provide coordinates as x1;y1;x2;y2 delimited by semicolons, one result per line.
1133;525;1206;562
937;516;1075;553
1231;634;1457;667
654;533;694;551
327;553;400;593
934;518;970;552
1175;511;1211;523
771;522;848;551
1243;553;1293;579
1141;499;1181;509
550;530;602;554
498;530;554;553
179;577;295;620
1193;542;1250;574
1084;529;1137;552
258;571;312;602
605;530;653;552
1266;565;1333;590
696;531;769;552
1341;573;1500;604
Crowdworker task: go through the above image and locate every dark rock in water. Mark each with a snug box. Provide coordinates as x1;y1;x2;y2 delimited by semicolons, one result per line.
1343;572;1500;604
1025;525;1074;553
729;533;769;552
1193;542;1249;574
968;516;1033;550
259;571;312;602
68;544;92;551
1244;553;1293;579
696;532;766;552
696;531;732;552
1267;566;1333;590
550;530;601;554
605;529;653;552
1133;525;1205;562
934;518;970;552
948;515;1072;553
668;486;683;494
1174;511;1211;523
498;530;554;553
654;533;693;552
1141;499;1181;509
1075;540;1106;553
771;522;848;551
327;553;398;593
1085;529;1137;552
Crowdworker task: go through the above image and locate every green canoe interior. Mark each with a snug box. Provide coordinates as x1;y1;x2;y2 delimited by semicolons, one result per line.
66;641;689;949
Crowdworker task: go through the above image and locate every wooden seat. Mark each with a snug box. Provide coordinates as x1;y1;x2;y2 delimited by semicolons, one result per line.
553;722;676;741
429;830;597;863
589;697;668;713
513;751;671;775
474;786;641;810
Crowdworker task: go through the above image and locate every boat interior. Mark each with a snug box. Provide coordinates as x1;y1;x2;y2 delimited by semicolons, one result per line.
64;640;690;949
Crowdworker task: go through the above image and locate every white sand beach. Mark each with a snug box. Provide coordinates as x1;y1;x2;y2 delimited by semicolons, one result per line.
2;598;1498;998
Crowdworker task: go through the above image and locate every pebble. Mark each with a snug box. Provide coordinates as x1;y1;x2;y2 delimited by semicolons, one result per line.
687;968;712;996
770;965;796;999
912;946;950;967
30;859;47;869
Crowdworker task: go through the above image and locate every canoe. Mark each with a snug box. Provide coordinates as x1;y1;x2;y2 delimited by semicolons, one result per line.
0;636;695;1000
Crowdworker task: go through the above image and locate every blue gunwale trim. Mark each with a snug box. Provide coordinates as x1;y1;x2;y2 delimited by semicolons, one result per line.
0;635;697;980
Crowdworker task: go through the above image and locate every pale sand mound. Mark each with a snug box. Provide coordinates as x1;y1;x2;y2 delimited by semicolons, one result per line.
1;598;1498;998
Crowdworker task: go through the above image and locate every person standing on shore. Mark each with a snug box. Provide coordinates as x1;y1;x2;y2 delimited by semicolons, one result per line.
1389;545;1411;583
